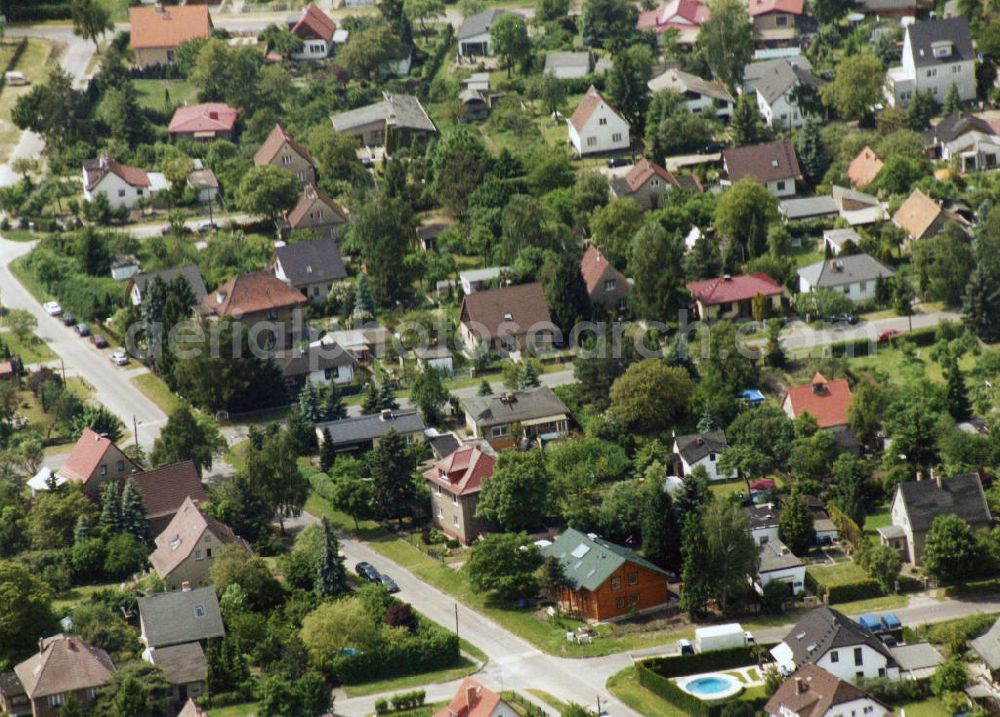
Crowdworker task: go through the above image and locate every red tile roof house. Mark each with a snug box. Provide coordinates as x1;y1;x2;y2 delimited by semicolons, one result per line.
13;634;116;717
59;428;140;497
168;103;240;142
764;664;891;717
423;445;496;545
202;271;308;353
131;460;210;536
82;156;153;211
608;157;703;210
567;86;631;158
434;678;519;717
254;124;317;185
686;273;785;320
722;138;803;198
130;4;213;70
288;2;337;61
459;282;556;355
580;245;630;315
280;183;349;242
636;0;710;47
149;496;251;590
781;372;853;431
745;0;804;47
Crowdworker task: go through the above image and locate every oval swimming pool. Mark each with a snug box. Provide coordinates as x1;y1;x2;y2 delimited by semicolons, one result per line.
678;673;743;701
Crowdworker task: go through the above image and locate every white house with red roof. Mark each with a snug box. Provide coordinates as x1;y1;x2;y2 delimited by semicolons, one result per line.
433;678;518;717
82;156;154;210
288;2;337;60
59;427;139;497
168;103;239;142
686;273;785;320
636;0;710;47
567;86;630;157
781;373;853;431
580;245;630;315
423;445;496;545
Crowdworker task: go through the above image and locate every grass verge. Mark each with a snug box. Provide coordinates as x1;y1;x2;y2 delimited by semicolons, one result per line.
0;329;58;364
342;657;480;698
526;689;570;713
606;667;674;716
208;704;258;717
131;373;182;415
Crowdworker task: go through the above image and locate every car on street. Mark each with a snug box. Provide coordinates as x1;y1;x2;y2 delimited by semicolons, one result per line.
43;301;62;316
110;351;129;366
91;334;108;349
829;312;858;325
355;562;380;582
195;220;216;233
699;141;726;155
75;323;90;337
878;328;902;342
61;313;76;327
378;573;400;593
606;156;632;168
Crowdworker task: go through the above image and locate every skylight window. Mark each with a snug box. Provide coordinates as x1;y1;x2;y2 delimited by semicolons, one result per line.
194;604;205;618
571;544;590;559
169;536;182;550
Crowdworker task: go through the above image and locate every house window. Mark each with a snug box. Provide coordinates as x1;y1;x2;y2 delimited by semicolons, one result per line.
282;155;292;166
117;460;125;472
491;425;510;438
166;50;175;63
437;507;443;519
776;181;786;191
864;708;874;715
877;668;885;678
599;118;607;126
615;596;625;609
206;547;213;558
453;515;459;528
843;286;851;295
100;464;108;476
617;297;627;312
856;671;864;679
611;576;622;590
859;280;867;292
435;484;442;496
604;279;616;291
776;14;788;25
629;594;639;606
628;571;638;585
118;189;126;198
926;69;937;78
830;650;839;663
87;688;99;700
137;189;143;196
586;136;597;147
709;453;716;462
195;548;204;560
324;366;340;380
48;694;65;707
612;132;623;143
854;647;863;665
952;65;961;73
452;492;458;506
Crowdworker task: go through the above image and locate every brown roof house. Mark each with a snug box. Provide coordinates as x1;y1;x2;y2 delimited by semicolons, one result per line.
130;4;213;69
82;156;154;212
423;445;496;546
149;496;250;590
434;678;519;717
847;146;884;189
13;634;115;717
567;85;631;157
459;282;555;355
722;138;802;198
288;3;337;61
280;183;348;241
202;271;308;352
254;124;316;185
764;664;891;717
131;460;210;536
608;157;702;210
0;671;29;717
686;273;785;320
59;428;139;497
461;386;571;450
892;189;944;243
580;245;630;315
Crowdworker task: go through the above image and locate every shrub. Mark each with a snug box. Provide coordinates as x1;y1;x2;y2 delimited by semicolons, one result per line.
857;677;928;704
643;646;775;679
375;698;388;714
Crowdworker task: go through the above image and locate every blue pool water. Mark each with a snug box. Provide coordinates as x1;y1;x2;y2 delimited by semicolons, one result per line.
685;676;735;696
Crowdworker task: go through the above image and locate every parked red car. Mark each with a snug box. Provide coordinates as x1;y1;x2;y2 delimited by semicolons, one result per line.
878;328;902;342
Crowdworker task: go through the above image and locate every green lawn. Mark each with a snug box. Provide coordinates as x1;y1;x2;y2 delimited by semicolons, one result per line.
52;580;124;612
607;668;679;716
898;698;950;717
9;255;55;304
208;704;258;717
709;479;749;500
342;657;480;697
0;38;54;164
131;373;182;415
0;329;58;364
134;78;199;113
525;690;570;713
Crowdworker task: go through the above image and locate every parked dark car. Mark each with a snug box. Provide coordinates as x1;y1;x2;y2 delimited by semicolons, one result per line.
379;573;400;593
355;562;380;582
75;323;90;337
61;313;76;327
829;312;858;325
815;535;833;547
606;156;632;168
699;141;726;155
91;334;108;349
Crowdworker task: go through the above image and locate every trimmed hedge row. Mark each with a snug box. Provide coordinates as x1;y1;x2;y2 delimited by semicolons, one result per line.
808;568;924;605
636;657;772;717
329;625;459;684
637;661;718;717
643;645;773;678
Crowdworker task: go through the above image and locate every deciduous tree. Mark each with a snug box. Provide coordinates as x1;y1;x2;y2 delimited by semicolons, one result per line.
466;532;542;600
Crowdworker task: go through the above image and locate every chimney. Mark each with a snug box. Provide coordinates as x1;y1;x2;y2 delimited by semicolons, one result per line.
794;677;806;694
208;111;219;120
380;409;393;421
181;581;192;592
154;2;164;12
931;467;942;489
38;637;44;653
466;686;478;709
723;274;732;281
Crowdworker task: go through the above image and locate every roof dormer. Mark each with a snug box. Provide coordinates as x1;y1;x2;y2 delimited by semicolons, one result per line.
931;40;953;59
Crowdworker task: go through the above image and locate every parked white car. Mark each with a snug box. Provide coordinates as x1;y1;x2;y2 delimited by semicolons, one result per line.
110;351;129;366
195;220;216;233
43;301;62;316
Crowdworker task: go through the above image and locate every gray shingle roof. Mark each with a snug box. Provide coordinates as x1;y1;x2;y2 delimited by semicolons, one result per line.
132;264;207;303
674;430;728;464
274;237;347;286
138;587;225;649
331;93;436;133
779;196;838;220
798;253;894;290
927;112;996;145
759;538;803;573
275;341;356;379
778;607;897;670
752;59;824;106
317;410;427;446
458;8;514;40
541;528;670;592
148;642;208;685
544;51;592;72
906;17;974;69
743;55;812;93
896;473;991;533
461;386;570;429
972;618;1000;671
647;67;733;103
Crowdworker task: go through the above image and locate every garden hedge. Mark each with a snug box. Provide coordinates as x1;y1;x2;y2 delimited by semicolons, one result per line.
329;624;459;684
642;645;775;678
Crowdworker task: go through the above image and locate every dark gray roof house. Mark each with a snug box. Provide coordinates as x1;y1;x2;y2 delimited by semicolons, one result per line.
743;55;813;94
674;430;728;465
127;264;208;307
752;58;824;106
274;342;356;382
895;473;990;534
774;607;897;671
798;254;894;291
972;618;1000;675
138;587;225;649
779;196;838;221
458;8;512;41
316;409;427;454
461;386;570;430
926;112;996;146
331;92;436;134
272;236;347;291
906;17;974;69
146;642;207;688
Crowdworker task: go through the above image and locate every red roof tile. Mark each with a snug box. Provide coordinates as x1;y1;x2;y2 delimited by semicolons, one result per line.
130;5;213;50
765;665;885;717
782;372;853;429
422;445;496;496
83;156;151;190
434;679;509;717
204;271;308;317
168;103;239;135
60;428;136;484
569;85;626;132
292;3;337;42
847;146;884;189
580;244;628;296
745;0;804;16
686;272;783;306
637;0;710;31
15;634;115;699
130;460;208;521
253;124;315;168
149;497;248;578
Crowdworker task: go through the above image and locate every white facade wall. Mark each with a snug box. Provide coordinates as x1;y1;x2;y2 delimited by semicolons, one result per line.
887;30;976;106
759;565;806;595
568;106;630;156
307;363;354;386
765;177;797;197
757;91;804;130
815;645;897;682
84;173;147;210
798;277;878;303
291;39;330;61
677;450;736;481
